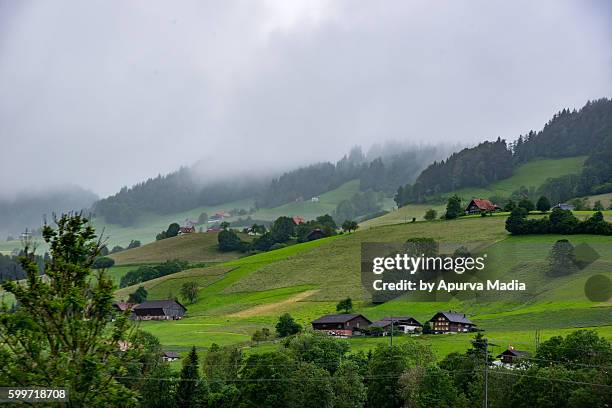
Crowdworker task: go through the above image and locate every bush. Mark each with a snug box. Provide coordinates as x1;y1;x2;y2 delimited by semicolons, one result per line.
92;256;115;269
218;229;247;252
120;259;188;288
269;243;287;251
424;209;437;221
275;313;301;337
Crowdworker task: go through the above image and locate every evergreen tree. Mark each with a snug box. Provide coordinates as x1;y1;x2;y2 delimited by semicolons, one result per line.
0;213;138;406
175;346;208;407
444;195;463;219
536;196;551;212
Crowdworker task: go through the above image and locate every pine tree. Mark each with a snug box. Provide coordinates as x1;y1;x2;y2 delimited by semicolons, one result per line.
176;346;208;407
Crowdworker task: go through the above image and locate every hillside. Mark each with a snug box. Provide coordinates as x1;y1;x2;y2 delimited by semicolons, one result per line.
121;211;612;356
109;231;250;265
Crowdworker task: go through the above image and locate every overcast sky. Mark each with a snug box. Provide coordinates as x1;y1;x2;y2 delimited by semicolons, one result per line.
1;0;611;198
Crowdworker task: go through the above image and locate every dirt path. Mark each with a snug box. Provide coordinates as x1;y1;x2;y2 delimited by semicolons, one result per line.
229;289;319;318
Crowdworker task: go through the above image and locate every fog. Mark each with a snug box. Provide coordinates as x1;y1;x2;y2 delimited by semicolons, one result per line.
1;0;611;198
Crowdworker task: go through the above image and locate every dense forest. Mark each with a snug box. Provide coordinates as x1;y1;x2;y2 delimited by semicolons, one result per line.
93;145;450;226
395;139;513;204
396;98;612;206
0;186;97;238
94;168;265;226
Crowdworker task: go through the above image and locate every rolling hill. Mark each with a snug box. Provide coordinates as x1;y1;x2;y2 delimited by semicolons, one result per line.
116;210;612;358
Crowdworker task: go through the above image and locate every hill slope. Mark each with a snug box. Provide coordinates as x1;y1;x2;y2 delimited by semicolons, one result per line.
125;212;611;355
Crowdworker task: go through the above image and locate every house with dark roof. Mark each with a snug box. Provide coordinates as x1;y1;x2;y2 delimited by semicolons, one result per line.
370;317;422;334
133;300;187;321
162;351;180;362
307;228;325;241
552;203;575;211
112;301;136;313
311;314;372;337
428;311;476;333
466;199;502;214
497;346;529;364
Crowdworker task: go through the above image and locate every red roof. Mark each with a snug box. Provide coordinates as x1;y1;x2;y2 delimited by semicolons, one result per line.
469;199;500;211
180;226;195;233
292;216;305;225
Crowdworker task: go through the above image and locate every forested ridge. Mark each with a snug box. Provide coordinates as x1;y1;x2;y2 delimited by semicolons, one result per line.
396;98;612;206
93;145;449;226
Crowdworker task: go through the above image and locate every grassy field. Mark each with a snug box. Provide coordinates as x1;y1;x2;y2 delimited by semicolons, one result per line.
581;192;612;208
450;156;586;201
123;211;611;359
109;231;249;265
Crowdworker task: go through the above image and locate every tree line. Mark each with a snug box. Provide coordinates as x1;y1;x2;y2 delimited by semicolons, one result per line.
396;98;612;207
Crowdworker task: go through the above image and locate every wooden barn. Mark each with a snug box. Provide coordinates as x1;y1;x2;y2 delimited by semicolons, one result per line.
133;300;187;321
311;314;371;337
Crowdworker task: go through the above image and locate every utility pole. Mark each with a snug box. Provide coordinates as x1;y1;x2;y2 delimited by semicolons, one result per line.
390;317;394;347
483;338;489;408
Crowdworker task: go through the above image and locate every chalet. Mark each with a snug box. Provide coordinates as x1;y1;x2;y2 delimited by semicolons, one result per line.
162;351;180;362
465;199;501;214
311;196;320;202
428;311;476;333
209;211;231;222
370;316;422;334
497;346;529;364
133;300;187;321
307;228;325;241
292;216;305;225
312;314;372;337
552;203;575;211
179;226;196;234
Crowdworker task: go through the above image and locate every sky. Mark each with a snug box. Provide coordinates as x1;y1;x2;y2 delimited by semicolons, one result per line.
0;0;611;198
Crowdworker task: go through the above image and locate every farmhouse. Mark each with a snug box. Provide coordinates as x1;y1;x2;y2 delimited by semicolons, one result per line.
497;346;529;364
162;351;180;362
370;316;422;334
132;300;187;321
179;226;195;234
428;311;476;333
307;228;325;241
552;203;575;211
312;314;372;336
465;199;501;214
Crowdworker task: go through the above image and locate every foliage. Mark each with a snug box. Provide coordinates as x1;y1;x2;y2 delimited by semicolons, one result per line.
285;331;350;374
180;281;199;304
128;286;148;303
424;208;437;221
341;220;359;233
275;313;302;337
334;189;384;223
92;256;115;269
336;297;353;314
506;209;612;235
0;213;138;406
120;259;188;287
287;362;334;408
536;195;551;212
127;239;141;249
332;360;366;408
218;229;247;252
175;346;208;407
517;197;535;212
238;351;294;408
270;216;296;243
444;195;463;219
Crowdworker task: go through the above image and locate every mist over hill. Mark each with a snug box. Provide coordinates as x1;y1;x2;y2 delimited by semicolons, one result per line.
0;185;98;238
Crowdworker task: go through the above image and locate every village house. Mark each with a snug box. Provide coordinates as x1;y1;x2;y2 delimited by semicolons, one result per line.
465;199;502;214
179;226;196;234
370;316;422;335
311;314;372;337
292;216;305;225
112;301;136;313
496;346;529;364
428;311;476;333
307;228;325;241
552;203;575;211
311;196;320;202
162;351;180;362
132;300;187;321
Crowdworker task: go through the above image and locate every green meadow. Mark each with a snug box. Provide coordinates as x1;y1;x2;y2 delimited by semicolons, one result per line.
113;212;611;358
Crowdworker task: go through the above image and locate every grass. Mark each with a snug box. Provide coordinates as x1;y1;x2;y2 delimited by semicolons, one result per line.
127;211;611;358
449;156;587;201
109;231;249;265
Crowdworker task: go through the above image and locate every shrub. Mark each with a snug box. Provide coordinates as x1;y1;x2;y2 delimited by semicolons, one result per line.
92;256;115;269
